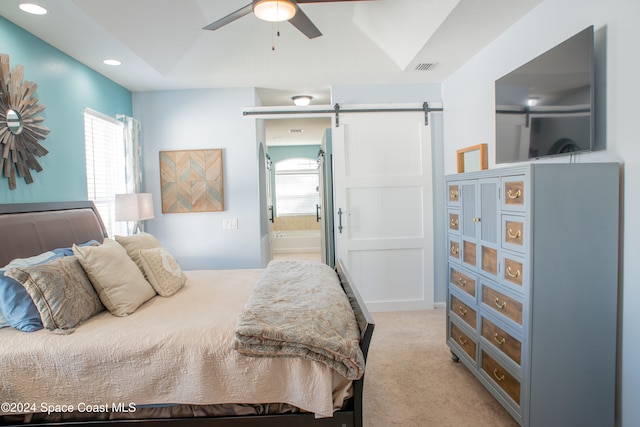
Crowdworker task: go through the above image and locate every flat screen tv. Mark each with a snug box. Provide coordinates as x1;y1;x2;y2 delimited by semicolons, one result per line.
495;26;594;164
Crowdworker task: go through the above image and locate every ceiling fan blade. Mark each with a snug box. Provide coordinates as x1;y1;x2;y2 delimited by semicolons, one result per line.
288;7;322;39
203;3;253;31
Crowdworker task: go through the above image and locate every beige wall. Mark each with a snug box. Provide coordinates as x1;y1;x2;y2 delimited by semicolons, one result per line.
272;215;320;231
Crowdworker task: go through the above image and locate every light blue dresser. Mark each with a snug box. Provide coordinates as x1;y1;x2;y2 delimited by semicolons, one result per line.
445;163;619;426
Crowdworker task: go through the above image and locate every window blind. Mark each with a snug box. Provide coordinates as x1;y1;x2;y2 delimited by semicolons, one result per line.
84;108;126;237
274;158;319;216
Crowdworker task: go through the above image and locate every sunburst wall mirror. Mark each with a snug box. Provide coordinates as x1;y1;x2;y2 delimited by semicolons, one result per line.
0;53;49;190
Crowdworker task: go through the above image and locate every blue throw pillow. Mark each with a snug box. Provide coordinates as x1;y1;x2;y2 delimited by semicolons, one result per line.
0;310;9;329
52;240;101;257
0;271;43;332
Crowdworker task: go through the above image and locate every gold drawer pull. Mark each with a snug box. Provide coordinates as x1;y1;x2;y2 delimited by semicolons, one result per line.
495;298;507;309
493;368;505;382
506;266;521;278
450;190;458;198
457;306;467;316
493;333;506;345
457;278;467;287
507;189;521;199
507;228;521;239
458;335;468;346
450;218;459;227
473;217;481;223
451;246;459;255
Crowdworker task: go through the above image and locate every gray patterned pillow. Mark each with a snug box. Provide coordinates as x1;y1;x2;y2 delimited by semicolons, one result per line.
5;256;105;333
137;247;186;297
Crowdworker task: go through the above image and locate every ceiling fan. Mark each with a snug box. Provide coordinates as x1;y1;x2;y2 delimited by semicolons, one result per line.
203;0;371;39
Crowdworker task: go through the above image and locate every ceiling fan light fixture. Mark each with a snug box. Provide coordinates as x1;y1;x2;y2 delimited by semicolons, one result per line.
292;95;312;106
253;0;297;23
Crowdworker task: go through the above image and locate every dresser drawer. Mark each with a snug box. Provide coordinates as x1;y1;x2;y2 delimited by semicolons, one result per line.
482;284;523;326
450;321;476;362
502;214;526;253
448;236;461;263
450;294;477;329
502;177;526;211
448;210;460;234
502;253;526;288
481;350;521;405
450;267;477;298
448;182;460;206
481;316;521;365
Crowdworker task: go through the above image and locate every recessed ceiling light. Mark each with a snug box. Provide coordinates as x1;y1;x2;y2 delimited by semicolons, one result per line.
103;59;122;66
19;3;47;15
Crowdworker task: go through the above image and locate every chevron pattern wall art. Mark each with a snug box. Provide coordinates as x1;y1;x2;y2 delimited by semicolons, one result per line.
159;149;224;213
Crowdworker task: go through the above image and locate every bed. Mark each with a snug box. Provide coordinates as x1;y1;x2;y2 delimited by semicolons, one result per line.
0;201;374;427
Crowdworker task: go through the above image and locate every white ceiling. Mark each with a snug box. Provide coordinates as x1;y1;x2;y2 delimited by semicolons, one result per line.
0;0;541;145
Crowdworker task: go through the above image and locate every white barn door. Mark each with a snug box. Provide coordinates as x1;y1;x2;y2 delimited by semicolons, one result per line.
333;111;434;311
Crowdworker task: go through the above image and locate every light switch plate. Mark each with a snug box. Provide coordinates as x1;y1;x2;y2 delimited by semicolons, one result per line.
223;218;238;229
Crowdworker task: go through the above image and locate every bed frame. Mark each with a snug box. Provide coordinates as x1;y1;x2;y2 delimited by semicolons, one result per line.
0;201;374;427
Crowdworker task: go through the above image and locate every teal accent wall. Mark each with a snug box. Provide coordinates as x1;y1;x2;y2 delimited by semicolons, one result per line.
0;17;132;204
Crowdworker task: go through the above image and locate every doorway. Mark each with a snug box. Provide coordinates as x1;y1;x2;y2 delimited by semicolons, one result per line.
265;117;332;263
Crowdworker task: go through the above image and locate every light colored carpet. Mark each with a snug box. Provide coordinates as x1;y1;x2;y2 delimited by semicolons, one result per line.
363;309;519;427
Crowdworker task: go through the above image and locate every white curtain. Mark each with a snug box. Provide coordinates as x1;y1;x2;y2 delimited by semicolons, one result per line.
119;115;143;234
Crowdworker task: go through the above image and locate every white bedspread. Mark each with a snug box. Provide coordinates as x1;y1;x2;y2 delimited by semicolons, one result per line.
0;269;351;418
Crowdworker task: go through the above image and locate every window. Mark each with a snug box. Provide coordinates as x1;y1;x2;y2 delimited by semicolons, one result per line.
84;108;127;237
274;157;319;216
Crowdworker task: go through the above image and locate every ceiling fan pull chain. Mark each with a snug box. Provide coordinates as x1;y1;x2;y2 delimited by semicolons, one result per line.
272;22;276;50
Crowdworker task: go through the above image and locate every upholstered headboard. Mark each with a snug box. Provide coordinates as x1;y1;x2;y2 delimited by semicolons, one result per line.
0;201;108;266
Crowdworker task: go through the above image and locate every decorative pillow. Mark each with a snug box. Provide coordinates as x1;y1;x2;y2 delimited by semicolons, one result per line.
5;257;105;332
52;239;102;257
0;272;43;332
137;247;186;297
115;233;162;273
73;238;156;317
4;251;58;268
0;244;102;332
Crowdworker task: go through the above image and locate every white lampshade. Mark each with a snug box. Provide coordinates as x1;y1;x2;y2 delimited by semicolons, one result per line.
115;193;155;222
253;0;297;22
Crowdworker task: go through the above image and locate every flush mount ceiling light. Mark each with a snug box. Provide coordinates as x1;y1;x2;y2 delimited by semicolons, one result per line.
253;0;297;22
292;95;312;106
103;59;122;66
19;3;47;15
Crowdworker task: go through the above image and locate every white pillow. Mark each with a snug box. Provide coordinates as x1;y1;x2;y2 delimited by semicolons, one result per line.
115;232;162;274
73;238;156;316
138;247;186;297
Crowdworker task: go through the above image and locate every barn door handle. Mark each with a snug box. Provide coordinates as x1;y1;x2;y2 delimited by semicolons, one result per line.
316;204;321;222
338;208;344;233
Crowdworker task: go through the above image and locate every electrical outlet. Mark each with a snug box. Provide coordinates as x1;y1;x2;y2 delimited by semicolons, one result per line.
223;218;238;229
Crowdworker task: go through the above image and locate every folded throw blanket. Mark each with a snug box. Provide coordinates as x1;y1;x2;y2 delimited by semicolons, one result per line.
233;260;365;380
